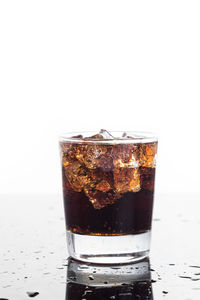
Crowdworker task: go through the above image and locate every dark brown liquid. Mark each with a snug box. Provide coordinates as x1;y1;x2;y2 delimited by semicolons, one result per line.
66;281;153;300
63;167;155;235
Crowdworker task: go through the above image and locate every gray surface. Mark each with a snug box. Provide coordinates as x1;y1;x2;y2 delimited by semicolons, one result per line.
0;194;200;299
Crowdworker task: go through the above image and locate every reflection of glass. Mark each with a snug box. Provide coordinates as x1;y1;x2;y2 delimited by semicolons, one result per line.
60;131;158;264
65;257;153;300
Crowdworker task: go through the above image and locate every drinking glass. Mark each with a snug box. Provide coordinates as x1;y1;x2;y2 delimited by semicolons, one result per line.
59;131;158;264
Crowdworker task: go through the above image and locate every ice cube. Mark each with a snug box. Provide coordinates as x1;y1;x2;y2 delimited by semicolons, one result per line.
96;153;113;171
113;168;140;193
121;132;137;139
84;134;104;140
90;168;114;189
112;144;139;168
99;129;115;139
140;167;155;191
74;144;108;169
122;132;127;138
83;129;114;140
140;142;157;167
71;134;83;139
96;180;111;192
60;143;76;166
64;161;90;192
84;187;118;209
121;132;145;139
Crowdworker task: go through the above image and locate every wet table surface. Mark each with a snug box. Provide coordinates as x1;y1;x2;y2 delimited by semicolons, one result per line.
0;194;200;300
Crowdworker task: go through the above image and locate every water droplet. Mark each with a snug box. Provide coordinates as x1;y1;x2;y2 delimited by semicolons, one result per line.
78;266;89;270
27;291;39;297
70;276;76;281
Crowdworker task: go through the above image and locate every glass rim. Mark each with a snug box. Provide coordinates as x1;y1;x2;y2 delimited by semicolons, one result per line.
59;131;158;144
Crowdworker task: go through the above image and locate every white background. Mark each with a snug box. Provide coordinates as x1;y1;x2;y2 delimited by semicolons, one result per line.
0;0;199;196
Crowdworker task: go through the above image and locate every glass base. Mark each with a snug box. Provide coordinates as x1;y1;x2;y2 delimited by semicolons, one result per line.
67;230;151;264
67;257;151;286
